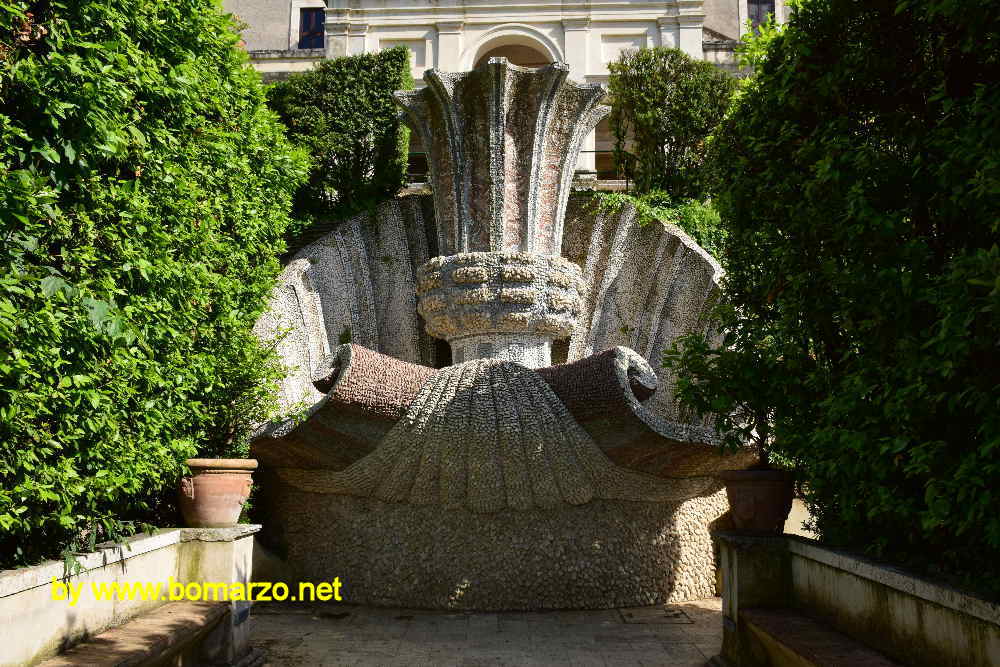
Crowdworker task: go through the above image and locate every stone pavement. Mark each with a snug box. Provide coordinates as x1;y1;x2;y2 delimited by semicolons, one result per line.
251;597;722;666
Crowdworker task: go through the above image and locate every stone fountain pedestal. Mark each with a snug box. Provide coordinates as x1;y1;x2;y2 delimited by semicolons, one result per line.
258;486;728;610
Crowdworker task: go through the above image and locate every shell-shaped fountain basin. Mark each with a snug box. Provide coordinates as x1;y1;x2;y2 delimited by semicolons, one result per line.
252;343;753;499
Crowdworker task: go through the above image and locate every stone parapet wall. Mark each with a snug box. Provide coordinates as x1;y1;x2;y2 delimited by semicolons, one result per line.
0;526;259;666
714;533;1000;667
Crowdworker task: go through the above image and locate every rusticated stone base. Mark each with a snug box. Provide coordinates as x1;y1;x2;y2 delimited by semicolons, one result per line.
256;474;728;610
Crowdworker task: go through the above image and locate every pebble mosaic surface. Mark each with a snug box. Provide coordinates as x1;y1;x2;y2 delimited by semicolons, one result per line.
416;252;587;368
256;193;726;428
260;487;728;610
394;60;607;258
253;343;750;478
255;350;734;609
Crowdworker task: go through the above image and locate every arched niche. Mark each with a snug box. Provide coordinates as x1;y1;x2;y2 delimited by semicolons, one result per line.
476;43;551;68
461;24;565;70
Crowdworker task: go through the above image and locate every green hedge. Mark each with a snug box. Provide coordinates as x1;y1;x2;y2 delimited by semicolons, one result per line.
608;47;735;199
668;0;1000;593
0;0;307;566
267;48;412;239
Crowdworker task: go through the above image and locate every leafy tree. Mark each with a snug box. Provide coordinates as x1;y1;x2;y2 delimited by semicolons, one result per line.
0;0;307;567
608;47;735;198
666;0;1000;594
267;48;412;239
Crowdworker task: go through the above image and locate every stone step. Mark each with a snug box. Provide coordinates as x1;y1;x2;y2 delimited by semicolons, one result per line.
39;601;229;666
741;607;901;667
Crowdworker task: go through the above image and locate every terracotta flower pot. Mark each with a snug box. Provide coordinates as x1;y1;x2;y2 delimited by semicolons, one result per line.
717;468;795;535
178;458;257;528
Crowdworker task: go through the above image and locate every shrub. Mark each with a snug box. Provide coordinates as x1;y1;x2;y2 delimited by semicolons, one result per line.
589;191;726;259
667;0;1000;593
267;48;412;239
0;0;308;567
608;47;735;198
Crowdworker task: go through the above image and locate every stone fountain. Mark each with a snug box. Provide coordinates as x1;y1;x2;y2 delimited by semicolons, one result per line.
252;59;753;610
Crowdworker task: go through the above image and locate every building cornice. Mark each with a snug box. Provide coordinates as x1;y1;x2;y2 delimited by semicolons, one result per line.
325;21;350;36
436;21;466;34
329;1;698;19
562;17;592;31
676;14;706;26
326;6;351;21
248;48;325;60
676;0;705;20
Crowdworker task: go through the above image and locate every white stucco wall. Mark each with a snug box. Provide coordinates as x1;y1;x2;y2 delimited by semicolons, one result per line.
320;0;708;84
224;1;718;78
226;0;792;80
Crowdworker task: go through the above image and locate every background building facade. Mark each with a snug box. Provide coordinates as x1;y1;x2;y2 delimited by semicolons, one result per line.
225;0;787;175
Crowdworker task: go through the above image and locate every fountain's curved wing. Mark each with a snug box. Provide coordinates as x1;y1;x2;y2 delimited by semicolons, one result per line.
254;341;752;480
252;198;443;423
253;343;433;469
560;196;726;426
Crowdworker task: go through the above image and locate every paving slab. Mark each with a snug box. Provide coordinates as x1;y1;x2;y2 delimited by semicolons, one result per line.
251;598;722;666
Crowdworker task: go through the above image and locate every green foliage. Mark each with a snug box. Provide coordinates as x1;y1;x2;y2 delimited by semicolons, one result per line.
664;307;782;466
589;191;726;259
608;47;736;199
267;48;412;240
667;0;1000;593
735;12;786;71
0;0;308;567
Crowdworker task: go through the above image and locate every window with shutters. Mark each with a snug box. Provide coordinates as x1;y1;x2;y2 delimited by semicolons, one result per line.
298;8;324;49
